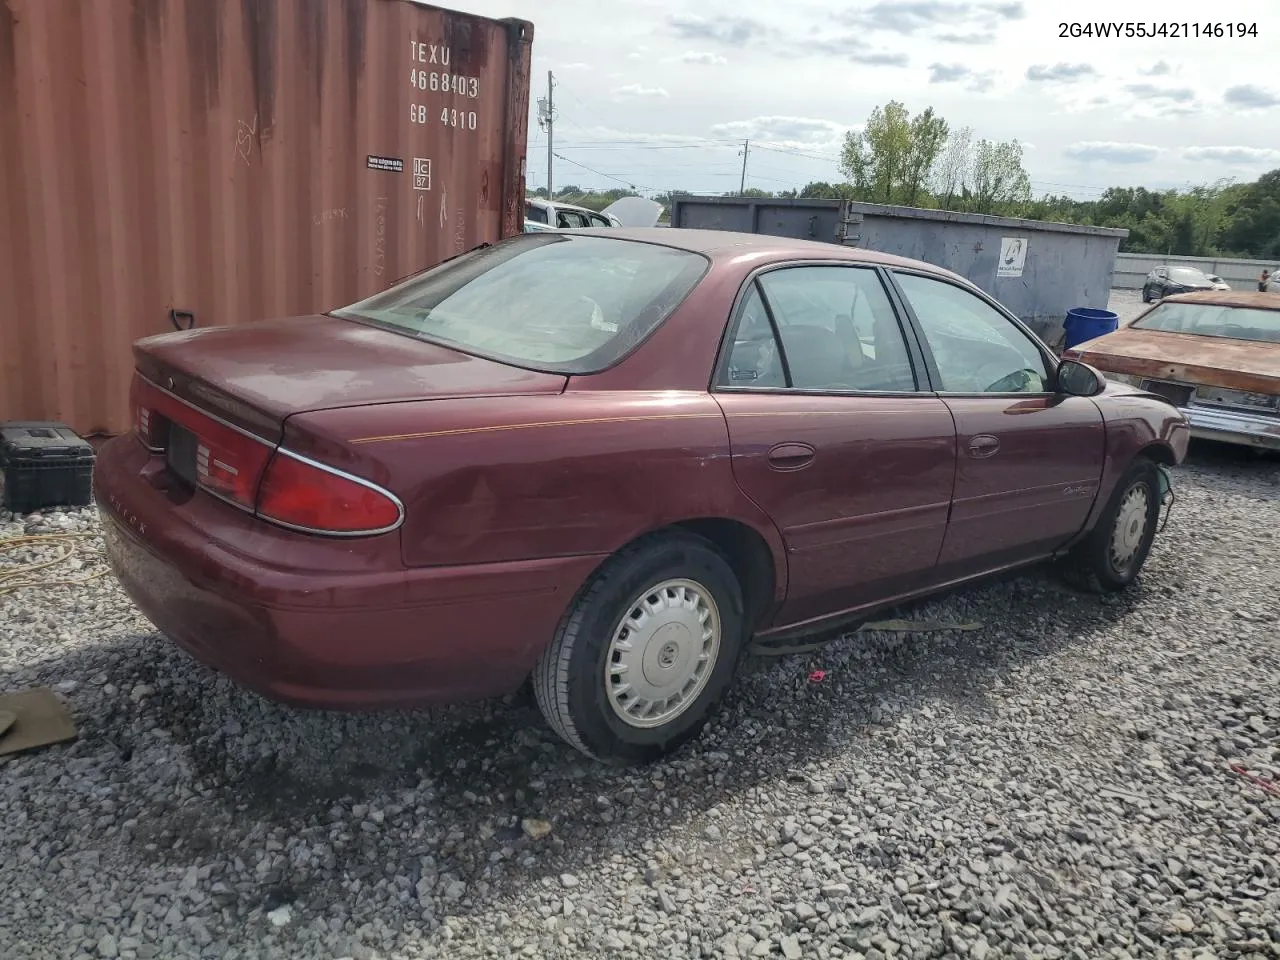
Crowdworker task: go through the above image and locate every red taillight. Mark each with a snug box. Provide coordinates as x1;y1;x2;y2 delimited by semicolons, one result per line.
257;450;402;535
130;375;159;449
191;427;272;509
129;372;400;536
130;372;271;509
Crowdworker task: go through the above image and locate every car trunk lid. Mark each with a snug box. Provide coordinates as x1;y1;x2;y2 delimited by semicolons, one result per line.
1069;328;1280;397
134;314;568;439
130;315;568;535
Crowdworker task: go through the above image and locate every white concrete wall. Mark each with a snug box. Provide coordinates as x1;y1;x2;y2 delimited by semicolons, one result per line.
1112;252;1277;290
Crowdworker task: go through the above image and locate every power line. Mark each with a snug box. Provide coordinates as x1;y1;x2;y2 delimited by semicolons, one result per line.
551;151;652;192
538;128;1121;199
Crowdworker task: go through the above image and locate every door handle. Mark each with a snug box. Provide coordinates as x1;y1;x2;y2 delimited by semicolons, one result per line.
767;442;816;471
968;434;1000;459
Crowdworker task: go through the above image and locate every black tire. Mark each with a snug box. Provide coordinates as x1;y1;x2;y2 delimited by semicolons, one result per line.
532;532;746;765
1063;458;1162;593
1141;286;1151;303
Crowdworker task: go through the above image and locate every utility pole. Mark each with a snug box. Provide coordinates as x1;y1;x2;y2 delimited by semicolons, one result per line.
537;71;555;199
738;139;750;195
535;74;555;199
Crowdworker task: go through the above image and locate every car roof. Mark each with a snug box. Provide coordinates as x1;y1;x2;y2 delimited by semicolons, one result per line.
1161;290;1280;310
527;197;603;217
567;227;971;281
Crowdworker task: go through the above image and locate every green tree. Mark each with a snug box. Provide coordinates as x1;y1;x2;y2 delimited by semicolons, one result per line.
932;125;973;211
1220;170;1280;258
840;101;947;205
969;139;1032;215
904;108;949;206
799;181;860;200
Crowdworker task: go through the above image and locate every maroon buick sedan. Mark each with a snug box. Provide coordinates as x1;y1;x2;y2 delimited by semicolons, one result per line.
96;229;1190;764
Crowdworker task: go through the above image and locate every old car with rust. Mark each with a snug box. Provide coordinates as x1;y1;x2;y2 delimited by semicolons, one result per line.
95;230;1190;765
1064;290;1280;452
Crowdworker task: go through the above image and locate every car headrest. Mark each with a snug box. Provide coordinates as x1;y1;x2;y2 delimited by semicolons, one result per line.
777;325;846;388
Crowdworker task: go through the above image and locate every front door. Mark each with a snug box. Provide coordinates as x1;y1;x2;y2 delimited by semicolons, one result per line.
713;264;958;628
889;270;1106;574
1152;268;1169;298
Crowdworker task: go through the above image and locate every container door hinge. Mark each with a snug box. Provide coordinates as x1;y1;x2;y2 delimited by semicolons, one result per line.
836;202;863;246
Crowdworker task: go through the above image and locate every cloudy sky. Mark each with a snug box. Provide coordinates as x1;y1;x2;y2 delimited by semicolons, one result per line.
443;0;1279;200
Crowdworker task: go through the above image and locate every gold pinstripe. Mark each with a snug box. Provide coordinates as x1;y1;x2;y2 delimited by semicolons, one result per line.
350;412;723;445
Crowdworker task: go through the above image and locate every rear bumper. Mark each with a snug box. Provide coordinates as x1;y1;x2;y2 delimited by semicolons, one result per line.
95;434;605;709
1183;404;1280;451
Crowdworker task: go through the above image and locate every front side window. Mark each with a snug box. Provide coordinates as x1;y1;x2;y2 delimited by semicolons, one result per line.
719;266;919;392
894;272;1052;394
334;235;708;373
1133;302;1280;344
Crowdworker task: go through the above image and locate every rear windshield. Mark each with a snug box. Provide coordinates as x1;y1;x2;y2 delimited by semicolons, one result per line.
332;234;708;374
525;203;548;224
1169;268;1207;283
1133;301;1280;344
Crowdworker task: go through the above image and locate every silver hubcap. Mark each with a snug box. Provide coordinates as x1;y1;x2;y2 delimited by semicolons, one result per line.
605;578;721;729
1110;483;1151;571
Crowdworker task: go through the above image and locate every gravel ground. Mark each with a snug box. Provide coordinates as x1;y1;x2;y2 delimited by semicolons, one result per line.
1106;289;1147;327
3;438;1279;954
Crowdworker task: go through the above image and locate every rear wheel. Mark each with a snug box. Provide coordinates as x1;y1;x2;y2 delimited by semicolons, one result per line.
532;532;745;765
1063;458;1162;592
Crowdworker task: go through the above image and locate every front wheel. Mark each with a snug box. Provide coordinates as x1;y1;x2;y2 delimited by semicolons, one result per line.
532;532;746;765
1063;458;1162;592
1141;286;1152;303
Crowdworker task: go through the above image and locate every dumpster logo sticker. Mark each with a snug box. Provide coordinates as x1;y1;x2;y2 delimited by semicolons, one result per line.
997;237;1027;278
367;155;404;173
413;158;432;191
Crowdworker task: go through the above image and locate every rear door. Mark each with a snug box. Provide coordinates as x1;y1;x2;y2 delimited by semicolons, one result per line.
888;270;1105;575
713;263;957;627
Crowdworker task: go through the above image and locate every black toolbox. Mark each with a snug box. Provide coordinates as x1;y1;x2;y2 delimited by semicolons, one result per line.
0;422;96;514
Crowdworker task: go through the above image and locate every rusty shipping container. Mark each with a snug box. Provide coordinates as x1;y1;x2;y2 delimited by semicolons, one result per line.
0;0;533;437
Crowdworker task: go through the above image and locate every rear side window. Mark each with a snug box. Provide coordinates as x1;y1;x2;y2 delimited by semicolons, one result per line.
719;266;920;392
525;203;548;224
333;235;709;374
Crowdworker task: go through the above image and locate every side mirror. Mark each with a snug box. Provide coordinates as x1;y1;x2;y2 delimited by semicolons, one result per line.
1056;358;1106;397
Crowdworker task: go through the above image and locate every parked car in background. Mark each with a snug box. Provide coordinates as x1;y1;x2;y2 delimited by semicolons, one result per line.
525;197;665;230
526;198;620;229
1206;274;1230;290
1142;265;1218;302
95;230;1189;765
1064;291;1280;452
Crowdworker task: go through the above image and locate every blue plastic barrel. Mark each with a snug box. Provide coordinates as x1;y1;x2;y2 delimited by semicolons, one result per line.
1062;307;1119;350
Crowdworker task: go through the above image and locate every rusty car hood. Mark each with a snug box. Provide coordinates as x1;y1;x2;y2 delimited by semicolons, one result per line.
1068;327;1280;394
134;315;568;425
